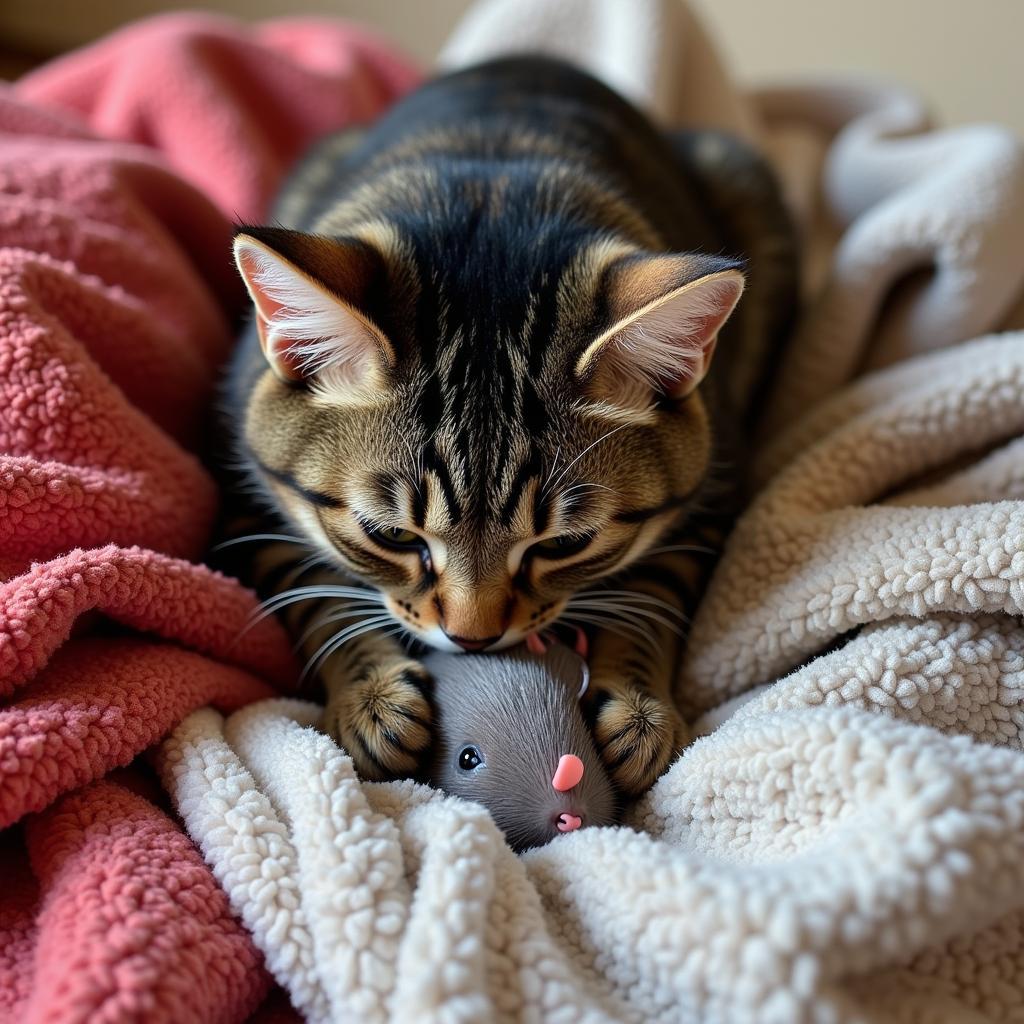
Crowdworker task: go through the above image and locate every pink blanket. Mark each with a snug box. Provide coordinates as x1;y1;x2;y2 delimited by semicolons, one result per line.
0;14;418;1022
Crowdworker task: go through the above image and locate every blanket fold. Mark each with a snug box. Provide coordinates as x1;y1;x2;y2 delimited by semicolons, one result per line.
680;334;1024;713
0;13;418;1023
2;779;271;1024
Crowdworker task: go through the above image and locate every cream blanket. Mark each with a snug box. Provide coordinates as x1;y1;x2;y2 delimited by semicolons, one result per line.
159;2;1024;1020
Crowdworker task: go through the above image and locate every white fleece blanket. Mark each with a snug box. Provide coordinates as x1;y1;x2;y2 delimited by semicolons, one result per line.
160;2;1024;1020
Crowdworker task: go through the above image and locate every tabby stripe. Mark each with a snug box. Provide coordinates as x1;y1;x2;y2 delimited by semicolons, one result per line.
252;454;344;509
317;517;405;579
416;374;445;436
411;476;428;528
519;376;549;436
392;705;431;731
499;454;540;528
548;543;629;584
606;736;665;778
372;471;401;512
398;667;432;701
625;671;652;693
532;478;551;537
380;724;418;757
352;731;391;776
423;445;463;524
292;598;334;632
256;555;312;598
623;656;651;678
614;495;690;524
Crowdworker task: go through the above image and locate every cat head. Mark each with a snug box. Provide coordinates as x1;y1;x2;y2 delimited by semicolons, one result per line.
232;225;742;651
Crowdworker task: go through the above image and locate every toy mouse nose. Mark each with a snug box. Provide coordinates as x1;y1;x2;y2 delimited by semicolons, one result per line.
552;754;584;792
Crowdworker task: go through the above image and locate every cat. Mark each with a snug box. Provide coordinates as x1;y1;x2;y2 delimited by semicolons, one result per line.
219;56;797;796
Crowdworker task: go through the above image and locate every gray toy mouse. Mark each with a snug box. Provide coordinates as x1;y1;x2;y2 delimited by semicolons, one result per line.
423;644;619;852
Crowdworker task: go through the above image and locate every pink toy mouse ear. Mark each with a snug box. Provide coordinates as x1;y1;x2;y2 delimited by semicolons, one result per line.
571;626;589;660
526;632;548;655
576;659;590;699
567;626;589;697
526;627;589;696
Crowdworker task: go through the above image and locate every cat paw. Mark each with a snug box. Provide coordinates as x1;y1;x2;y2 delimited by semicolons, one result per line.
591;687;682;795
325;660;433;780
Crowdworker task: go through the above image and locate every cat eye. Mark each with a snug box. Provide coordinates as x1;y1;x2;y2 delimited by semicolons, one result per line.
362;523;425;551
458;746;484;772
529;533;594;560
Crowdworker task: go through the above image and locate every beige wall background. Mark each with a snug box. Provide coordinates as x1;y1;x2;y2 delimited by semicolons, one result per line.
4;0;1023;136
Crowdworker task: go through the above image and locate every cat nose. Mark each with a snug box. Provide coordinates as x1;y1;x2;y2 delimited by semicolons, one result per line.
444;632;501;652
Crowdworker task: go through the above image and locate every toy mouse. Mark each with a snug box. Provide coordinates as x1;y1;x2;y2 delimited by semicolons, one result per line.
423;642;619;852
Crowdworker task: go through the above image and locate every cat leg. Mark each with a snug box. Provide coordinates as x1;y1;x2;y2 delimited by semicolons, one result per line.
581;531;721;795
586;620;687;795
212;522;434;780
319;628;433;781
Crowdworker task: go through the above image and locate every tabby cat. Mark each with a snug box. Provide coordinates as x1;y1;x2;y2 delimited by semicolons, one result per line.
221;57;796;795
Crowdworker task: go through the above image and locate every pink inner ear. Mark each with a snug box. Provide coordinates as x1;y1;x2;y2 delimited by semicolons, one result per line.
252;318;307;381
237;246;308;380
599;271;744;401
236;248;287;322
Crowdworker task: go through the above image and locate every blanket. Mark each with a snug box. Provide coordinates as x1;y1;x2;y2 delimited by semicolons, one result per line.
156;2;1024;1022
0;14;417;1023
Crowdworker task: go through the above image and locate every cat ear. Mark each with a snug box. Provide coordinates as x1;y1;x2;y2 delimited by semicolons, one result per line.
576;253;744;406
233;227;393;388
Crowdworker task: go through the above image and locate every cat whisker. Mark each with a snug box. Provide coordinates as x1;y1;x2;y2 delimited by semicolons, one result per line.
542;423;629;500
574;588;691;623
295;552;333;573
561;480;622;500
238;585;384;638
212;532;312;552
560;610;660;656
301;613;396;682
643;544;717;557
296;603;391;647
568;598;686;637
257;584;382;608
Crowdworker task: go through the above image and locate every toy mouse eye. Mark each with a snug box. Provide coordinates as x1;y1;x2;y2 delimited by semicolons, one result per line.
458;746;483;772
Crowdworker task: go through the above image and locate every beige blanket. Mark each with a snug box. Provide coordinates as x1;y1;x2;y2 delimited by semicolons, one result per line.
160;2;1024;1020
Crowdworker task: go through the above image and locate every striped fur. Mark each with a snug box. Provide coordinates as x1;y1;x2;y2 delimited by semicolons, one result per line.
218;57;797;794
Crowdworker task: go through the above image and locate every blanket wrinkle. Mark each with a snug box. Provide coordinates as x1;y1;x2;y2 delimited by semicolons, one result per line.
153;3;1024;1022
680;334;1024;711
0;12;418;1023
0;637;277;830
757;85;1024;434
0;547;296;698
16;780;271;1024
16;12;421;224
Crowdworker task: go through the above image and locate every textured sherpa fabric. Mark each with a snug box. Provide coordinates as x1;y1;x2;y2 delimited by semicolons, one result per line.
0;779;270;1024
156;2;1024;1021
0;13;418;1023
161;676;1024;1023
680;334;1024;715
